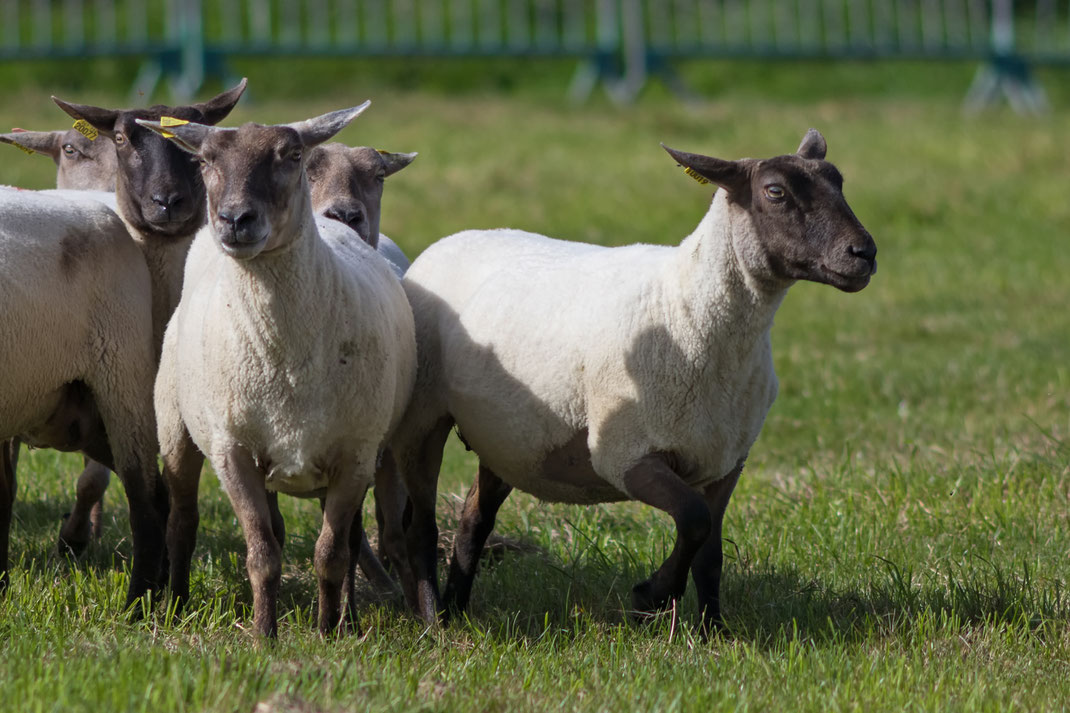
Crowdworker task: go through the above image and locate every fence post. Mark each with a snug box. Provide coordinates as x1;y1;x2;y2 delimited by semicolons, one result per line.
568;0;623;103
963;0;1048;114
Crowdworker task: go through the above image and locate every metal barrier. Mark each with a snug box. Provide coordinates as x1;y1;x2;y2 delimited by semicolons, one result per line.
0;0;1064;110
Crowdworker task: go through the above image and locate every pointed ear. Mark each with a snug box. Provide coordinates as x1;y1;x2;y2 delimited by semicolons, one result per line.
192;78;249;126
286;102;371;149
796;129;827;160
661;144;749;194
0;130;63;160
378;150;417;177
135;118;220;155
51;97;119;137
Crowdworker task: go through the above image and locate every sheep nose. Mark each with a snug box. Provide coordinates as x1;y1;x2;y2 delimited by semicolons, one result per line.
325;205;364;226
151;193;184;212
218;208;255;230
849;242;876;261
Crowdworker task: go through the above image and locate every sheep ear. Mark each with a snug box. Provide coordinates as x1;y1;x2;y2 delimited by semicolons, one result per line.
0;130;63;160
796;129;827;160
192;78;248;126
286;102;371;149
135;118;219;155
661;144;748;193
378;150;417;177
51;97;119;137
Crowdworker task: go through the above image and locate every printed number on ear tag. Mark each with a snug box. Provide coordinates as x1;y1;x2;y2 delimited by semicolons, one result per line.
159;116;190;139
683;166;710;186
10;142;35;155
72;120;98;141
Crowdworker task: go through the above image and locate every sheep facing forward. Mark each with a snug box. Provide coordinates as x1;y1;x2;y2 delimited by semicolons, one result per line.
391;130;877;630
141;105;416;637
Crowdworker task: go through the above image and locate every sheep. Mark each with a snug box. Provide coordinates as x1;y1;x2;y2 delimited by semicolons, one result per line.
139;104;417;637
389;130;877;630
307;143;415;276
0;187;162;606
0;126;117;191
17;82;248;556
307;142;416;585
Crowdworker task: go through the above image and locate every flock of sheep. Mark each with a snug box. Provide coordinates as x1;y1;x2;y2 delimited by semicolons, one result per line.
0;79;878;638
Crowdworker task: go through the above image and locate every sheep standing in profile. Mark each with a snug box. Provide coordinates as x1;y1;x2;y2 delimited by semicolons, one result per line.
141;104;416;638
391;130;877;630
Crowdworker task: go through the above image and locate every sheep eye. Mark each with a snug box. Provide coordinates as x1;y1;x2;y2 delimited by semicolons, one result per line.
114;132;126;145
289;149;302;162
764;184;786;201
62;144;77;157
375;173;386;184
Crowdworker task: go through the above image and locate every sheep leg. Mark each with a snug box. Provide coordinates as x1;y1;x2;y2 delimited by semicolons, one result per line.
690;462;742;635
58;458;111;557
0;438;16;594
622;455;712;618
393;418;452;624
221;446;281;639
113;455;167;611
162;428;205;613
266;492;286;549
356;523;396;593
316;475;364;636
443;464;513;617
371;447;408;574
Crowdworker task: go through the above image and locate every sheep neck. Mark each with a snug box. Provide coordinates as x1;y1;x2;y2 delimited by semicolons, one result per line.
670;190;789;366
121;223;195;359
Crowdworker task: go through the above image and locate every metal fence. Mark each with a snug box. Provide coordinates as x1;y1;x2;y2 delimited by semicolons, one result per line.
0;0;1067;109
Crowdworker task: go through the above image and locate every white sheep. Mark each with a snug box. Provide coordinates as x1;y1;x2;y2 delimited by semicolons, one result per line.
0;187;163;606
140;104;417;637
307;142;416;276
390;130;877;630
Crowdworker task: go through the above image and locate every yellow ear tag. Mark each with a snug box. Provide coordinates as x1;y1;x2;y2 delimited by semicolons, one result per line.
10;142;35;155
683;166;710;186
72;120;98;141
159;116;189;139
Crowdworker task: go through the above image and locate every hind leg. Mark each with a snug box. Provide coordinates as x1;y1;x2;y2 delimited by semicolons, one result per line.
0;439;17;593
58;458;111;556
443;464;513;616
316;462;369;636
690;463;742;635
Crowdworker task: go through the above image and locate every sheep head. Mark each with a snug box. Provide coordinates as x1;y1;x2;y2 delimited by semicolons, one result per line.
1;127;118;191
663;129;877;293
137;102;370;260
307;143;416;249
52;79;248;238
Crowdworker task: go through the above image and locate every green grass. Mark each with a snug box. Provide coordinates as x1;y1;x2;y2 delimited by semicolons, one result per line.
2;60;1070;711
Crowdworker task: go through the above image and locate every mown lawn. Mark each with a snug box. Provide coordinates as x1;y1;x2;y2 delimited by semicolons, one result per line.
0;59;1068;712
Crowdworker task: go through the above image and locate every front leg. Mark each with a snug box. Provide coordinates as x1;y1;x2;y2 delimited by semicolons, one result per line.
0;438;16;593
219;446;280;639
316;468;367;636
161;427;204;613
690;462;743;635
622;454;712;618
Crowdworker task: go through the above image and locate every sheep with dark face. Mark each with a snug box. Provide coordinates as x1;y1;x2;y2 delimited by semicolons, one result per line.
141;105;416;638
390;130;877;630
0;126;117;191
308;143;415;276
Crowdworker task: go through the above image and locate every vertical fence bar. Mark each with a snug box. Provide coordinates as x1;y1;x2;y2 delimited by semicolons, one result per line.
393;0;416;48
505;0;530;50
32;0;52;49
450;0;474;50
337;0;358;46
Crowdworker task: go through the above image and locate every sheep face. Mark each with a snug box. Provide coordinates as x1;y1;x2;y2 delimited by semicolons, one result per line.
664;129;877;293
0;128;117;191
137;103;371;260
307;144;416;249
52;79;247;239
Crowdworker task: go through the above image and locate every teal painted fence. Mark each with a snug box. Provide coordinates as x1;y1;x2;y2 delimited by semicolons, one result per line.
0;0;1063;109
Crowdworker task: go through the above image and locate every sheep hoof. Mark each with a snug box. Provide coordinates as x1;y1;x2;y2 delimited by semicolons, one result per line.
57;516;91;559
629;580;671;619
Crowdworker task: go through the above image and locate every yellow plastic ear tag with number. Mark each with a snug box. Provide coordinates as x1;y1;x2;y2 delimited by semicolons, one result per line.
72;120;98;141
683;166;710;185
159;116;189;139
10;142;35;155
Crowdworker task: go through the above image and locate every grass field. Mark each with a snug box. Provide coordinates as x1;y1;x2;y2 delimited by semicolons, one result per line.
1;59;1069;712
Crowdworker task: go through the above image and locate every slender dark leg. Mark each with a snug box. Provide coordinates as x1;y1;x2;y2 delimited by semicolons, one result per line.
369;448;408;576
316;472;364;636
622;455;712;617
394;418;452;624
58;459;111;556
162;428;205;613
266;492;286;549
443;464;513;616
0;438;16;593
221;447;280;639
690;462;742;635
